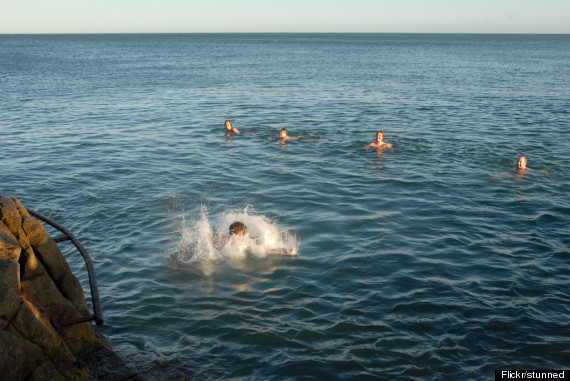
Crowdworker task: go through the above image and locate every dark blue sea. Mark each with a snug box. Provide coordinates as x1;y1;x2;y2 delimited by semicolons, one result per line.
1;33;569;380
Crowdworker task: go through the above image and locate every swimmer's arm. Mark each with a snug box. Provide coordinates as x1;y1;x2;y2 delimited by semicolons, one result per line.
532;168;552;177
242;248;296;257
266;249;297;257
525;167;549;174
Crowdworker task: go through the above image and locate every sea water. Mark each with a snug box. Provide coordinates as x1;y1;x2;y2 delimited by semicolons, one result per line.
1;33;569;380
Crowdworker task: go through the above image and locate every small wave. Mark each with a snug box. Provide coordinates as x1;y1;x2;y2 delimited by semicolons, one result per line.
171;205;299;267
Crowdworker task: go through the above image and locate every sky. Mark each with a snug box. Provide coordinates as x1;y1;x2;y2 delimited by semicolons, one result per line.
1;0;569;34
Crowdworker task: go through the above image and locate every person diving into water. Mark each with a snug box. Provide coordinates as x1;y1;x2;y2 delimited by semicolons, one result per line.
218;221;296;257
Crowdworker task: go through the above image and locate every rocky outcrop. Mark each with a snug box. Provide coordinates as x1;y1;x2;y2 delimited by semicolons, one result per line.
0;195;142;380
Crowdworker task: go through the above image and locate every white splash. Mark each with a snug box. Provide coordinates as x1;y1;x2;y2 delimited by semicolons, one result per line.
171;205;298;266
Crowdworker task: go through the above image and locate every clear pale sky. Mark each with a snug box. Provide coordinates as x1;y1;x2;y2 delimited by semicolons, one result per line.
1;0;569;34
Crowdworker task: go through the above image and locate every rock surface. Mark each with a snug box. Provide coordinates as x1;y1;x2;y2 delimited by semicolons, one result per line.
0;195;143;380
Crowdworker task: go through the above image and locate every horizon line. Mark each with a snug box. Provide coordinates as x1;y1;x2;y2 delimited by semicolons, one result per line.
1;31;569;36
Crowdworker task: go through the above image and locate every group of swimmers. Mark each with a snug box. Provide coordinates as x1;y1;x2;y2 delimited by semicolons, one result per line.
222;119;543;254
225;119;392;149
227;119;534;170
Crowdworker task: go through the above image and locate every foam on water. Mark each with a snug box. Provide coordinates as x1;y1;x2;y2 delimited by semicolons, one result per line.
171;205;299;267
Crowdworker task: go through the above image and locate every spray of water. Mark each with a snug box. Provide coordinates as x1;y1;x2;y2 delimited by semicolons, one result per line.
171;205;298;265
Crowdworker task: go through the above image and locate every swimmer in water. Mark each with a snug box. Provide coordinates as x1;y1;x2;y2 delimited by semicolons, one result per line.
278;128;320;145
365;130;393;150
228;221;246;238
279;128;299;142
225;120;240;136
493;155;550;179
222;221;296;257
515;155;550;176
279;128;300;142
516;155;528;173
216;221;246;245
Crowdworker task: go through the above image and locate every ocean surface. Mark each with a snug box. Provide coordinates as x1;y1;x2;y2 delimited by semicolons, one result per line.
1;33;569;380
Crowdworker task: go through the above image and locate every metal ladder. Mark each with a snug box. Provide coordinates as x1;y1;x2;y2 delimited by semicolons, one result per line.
26;207;104;328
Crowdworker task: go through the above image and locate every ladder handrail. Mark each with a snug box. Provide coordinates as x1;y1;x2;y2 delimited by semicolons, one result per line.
26;207;104;326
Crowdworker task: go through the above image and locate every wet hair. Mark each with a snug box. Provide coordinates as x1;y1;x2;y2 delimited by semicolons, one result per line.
280;128;288;135
229;221;247;236
225;120;232;128
376;130;385;139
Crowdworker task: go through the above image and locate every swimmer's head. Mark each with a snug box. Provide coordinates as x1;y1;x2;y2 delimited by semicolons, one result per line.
280;128;288;138
225;120;233;131
376;130;385;141
517;155;527;169
229;221;247;237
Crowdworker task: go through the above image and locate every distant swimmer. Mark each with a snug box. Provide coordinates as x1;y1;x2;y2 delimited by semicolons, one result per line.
365;130;393;150
279;128;299;143
221;221;296;257
225;120;240;136
516;155;550;176
278;128;320;145
492;155;550;180
516;155;528;174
